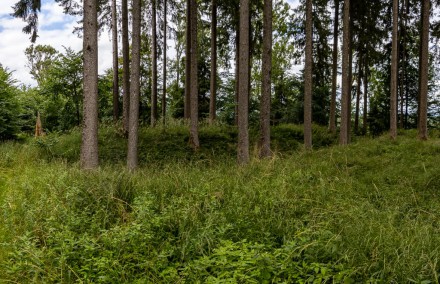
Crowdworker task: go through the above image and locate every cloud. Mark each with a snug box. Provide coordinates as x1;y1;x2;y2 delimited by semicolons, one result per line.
0;0;112;86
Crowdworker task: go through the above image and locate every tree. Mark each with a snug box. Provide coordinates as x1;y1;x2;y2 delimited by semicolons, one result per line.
39;48;83;129
25;44;59;85
189;0;200;150
209;0;218;124
418;0;429;140
304;0;313;149
237;0;250;164
151;0;158;126
12;0;41;42
390;0;399;139
122;0;130;135
184;0;191;120
162;0;167;124
81;0;99;169
0;65;21;140
259;0;272;158
339;0;351;145
111;0;119;122
354;51;362;134
127;0;142;170
329;0;339;134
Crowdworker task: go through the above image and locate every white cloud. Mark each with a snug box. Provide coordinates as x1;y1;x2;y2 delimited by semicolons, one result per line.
0;0;112;86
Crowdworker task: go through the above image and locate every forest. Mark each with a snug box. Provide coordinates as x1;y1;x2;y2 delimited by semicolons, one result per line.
1;0;440;282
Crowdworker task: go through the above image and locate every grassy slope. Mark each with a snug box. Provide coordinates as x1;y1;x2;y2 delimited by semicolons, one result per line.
0;125;439;283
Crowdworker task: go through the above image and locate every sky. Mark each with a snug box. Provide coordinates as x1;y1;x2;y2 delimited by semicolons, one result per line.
0;0;112;86
0;0;299;87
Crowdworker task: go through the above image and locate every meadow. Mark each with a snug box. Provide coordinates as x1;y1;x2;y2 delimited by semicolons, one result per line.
1;124;439;283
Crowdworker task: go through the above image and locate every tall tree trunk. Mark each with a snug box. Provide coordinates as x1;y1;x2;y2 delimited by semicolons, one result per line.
162;0;167;124
363;55;368;135
404;0;410;129
81;0;99;169
339;0;351;145
399;0;406;129
418;0;429;140
354;51;362;134
304;0;312;149
189;0;199;149
122;0;130;135
184;0;191;120
127;0;141;170
237;0;250;164
390;0;399;139
234;22;240;125
329;0;339;134
151;0;158;126
209;0;217;124
74;85;80;126
111;0;119;122
259;0;272;157
347;7;353;143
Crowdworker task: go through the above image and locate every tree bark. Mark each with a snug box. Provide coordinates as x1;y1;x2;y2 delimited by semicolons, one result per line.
151;0;158;126
304;0;312;149
390;0;398;139
127;0;141;170
418;0;429;140
329;0;339;134
354;51;362;134
234;22;240;126
112;0;119;122
189;0;199;149
184;0;191;120
162;0;167;124
122;0;130;135
81;0;99;169
237;0;250;164
259;0;272;157
339;0;350;145
363;55;368;135
209;0;217;124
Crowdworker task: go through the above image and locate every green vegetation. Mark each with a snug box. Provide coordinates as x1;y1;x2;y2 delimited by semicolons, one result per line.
1;125;440;282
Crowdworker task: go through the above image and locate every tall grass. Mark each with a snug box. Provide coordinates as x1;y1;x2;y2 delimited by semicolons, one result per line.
0;125;439;282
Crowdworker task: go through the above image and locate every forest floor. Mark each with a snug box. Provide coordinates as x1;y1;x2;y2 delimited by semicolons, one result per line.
1;124;440;283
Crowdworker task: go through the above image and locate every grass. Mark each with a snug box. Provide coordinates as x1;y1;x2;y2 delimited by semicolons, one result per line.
0;124;439;283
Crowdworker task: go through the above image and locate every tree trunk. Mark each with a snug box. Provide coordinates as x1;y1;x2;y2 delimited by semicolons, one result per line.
122;0;130;135
189;0;199;149
418;0;429;140
390;0;398;139
151;0;158;126
329;0;339;134
354;51;362;134
339;0;350;145
259;0;272;157
127;0;141;170
209;0;217;124
237;0;250;164
162;0;167;124
347;8;353;143
304;0;312;149
363;55;368;135
81;0;99;169
184;0;191;120
112;0;119;122
234;22;240;125
74;84;80;126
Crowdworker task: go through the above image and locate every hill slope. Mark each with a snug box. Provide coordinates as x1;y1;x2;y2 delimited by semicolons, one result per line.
0;126;439;282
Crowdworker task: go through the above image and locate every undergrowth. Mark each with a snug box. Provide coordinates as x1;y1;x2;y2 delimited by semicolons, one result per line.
0;124;439;283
